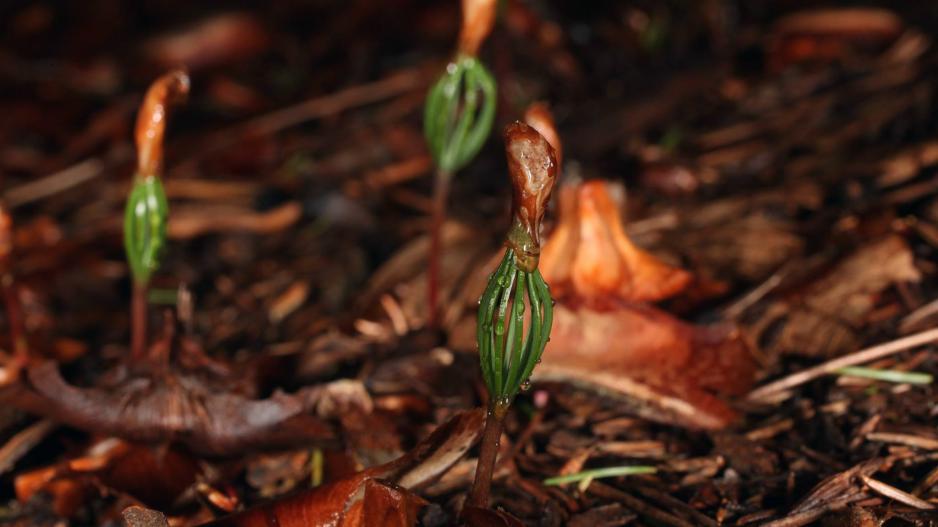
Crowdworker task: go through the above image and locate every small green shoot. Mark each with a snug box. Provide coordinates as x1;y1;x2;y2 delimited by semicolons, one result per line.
423;0;498;327
835;366;932;385
467;122;558;510
544;465;658;489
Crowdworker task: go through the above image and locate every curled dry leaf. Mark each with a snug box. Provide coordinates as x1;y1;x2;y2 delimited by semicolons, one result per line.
1;314;365;456
457;0;497;56
200;409;484;527
540;180;691;304
536;303;754;429
533;180;754;429
135;70;189;178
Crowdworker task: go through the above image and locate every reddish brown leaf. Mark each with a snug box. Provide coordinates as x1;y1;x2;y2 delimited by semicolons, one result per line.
536;302;755;429
200;409;483;526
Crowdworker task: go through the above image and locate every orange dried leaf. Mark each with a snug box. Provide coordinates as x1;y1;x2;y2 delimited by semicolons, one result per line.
541;180;691;304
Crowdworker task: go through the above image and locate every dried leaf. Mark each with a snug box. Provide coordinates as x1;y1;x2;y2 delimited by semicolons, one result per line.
749;236;920;358
535;303;755;429
201;409;483;526
540;181;691;304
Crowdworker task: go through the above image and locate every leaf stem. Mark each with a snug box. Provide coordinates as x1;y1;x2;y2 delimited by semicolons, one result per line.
467;400;508;509
427;169;451;328
131;281;148;361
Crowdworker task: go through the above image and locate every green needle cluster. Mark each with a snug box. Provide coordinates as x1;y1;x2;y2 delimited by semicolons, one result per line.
423;54;496;174
124;175;168;285
477;247;553;406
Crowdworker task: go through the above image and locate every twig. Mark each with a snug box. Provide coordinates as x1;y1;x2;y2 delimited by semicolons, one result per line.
722;271;784;319
625;482;720;527
173;67;430;172
860;475;936;510
427;170;450;328
747;327;938;402
866;432;938;451
760;492;868;527
0;420;55;475
588;481;696;527
3;157;109;208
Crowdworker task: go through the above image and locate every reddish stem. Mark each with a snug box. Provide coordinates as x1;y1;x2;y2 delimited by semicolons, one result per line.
2;274;28;367
131;281;148;361
466;401;507;509
427;170;451;328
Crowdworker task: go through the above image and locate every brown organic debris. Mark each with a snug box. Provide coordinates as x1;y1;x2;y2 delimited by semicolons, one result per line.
748;235;921;358
1;312;363;456
201;409;483;526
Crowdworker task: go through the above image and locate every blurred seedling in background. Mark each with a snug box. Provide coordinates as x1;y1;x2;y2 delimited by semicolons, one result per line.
124;69;189;360
466;122;557;510
423;0;497;327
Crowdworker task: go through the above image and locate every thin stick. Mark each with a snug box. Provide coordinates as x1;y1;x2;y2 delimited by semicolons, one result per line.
131;282;148;361
748;327;938;402
176;67;429;172
4;157;108;208
860;475;935;510
466;402;506;508
427;170;450;328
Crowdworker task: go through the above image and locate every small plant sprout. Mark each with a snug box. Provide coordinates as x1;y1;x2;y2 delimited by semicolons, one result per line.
467;122;558;509
124;70;189;360
423;0;497;327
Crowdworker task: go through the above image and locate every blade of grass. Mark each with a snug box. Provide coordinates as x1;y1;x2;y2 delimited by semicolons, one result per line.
835;366;932;385
544;465;657;486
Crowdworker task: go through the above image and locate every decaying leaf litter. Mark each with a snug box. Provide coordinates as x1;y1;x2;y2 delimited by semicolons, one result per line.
0;1;937;525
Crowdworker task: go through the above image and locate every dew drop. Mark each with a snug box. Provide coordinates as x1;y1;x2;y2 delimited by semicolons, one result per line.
520;380;531;392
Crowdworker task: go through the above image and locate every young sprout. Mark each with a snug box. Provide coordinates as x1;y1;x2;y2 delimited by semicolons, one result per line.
124;70;189;360
424;0;497;327
467;122;557;509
